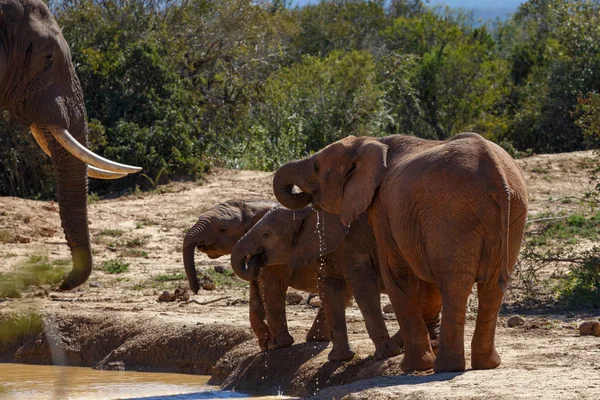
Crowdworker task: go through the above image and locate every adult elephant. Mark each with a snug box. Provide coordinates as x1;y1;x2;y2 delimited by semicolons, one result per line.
183;199;331;351
0;0;141;290
231;205;441;362
273;133;528;373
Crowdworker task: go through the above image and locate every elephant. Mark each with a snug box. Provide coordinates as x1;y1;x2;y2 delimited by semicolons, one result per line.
231;205;442;362
0;0;141;290
183;199;331;351
273;132;528;373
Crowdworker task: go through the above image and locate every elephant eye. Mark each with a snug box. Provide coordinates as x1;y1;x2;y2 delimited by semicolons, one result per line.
218;227;227;233
45;54;53;69
261;231;270;239
314;161;319;173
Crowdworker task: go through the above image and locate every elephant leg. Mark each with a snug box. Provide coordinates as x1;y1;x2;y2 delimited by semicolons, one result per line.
258;265;294;350
380;250;434;372
306;306;331;342
347;261;400;361
322;276;354;362
433;274;474;373
249;280;270;351
391;280;441;351
471;279;504;369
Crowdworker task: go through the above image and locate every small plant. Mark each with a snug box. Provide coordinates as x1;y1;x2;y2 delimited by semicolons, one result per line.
556;248;600;308
99;229;125;237
87;192;100;204
125;235;149;248
0;255;67;297
154;273;186;282
119;249;149;258
102;260;130;274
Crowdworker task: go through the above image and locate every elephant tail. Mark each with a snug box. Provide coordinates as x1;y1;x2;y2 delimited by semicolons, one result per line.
497;188;512;293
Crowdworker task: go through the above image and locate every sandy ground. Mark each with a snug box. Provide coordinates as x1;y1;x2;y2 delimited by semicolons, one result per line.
1;150;599;399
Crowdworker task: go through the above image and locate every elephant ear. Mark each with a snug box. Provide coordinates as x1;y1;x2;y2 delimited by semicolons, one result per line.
341;138;389;227
289;209;349;269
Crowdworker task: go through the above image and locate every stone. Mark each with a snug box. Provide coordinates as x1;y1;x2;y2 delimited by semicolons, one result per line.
158;291;175;302
578;321;600;336
174;288;190;301
88;281;101;288
287;291;304;305
202;281;215;291
507;315;525;328
382;303;394;314
309;296;322;308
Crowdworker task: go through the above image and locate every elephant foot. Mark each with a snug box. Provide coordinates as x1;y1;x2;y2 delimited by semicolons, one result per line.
374;338;402;361
401;349;435;372
257;333;271;351
391;330;404;347
433;353;466;373
327;346;355;362
267;332;294;350
471;349;501;370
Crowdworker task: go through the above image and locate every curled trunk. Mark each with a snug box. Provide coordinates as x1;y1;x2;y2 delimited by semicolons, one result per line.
273;158;313;209
183;218;209;294
230;238;261;282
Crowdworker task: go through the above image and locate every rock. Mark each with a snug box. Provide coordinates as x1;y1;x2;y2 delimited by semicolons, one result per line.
158;291;175;302
309;296;322;308
89;281;101;288
214;265;226;274
202;281;215;291
507;315;525;328
174;288;190;301
99;361;125;371
382;303;394;314
287;291;304;305
578;321;600;336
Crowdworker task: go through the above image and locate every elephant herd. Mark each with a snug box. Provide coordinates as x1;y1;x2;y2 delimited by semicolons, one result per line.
184;133;528;373
3;0;528;376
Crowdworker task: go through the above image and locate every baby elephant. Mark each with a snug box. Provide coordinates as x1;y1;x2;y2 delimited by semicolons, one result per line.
183;200;330;350
231;206;441;361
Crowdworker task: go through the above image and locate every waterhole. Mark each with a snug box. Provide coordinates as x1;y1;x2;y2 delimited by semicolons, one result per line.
0;363;285;399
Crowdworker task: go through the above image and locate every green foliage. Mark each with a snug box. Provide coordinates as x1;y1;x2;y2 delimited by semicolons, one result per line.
0;255;68;297
2;0;600;198
0;312;44;347
557;248;600;308
154;273;186;282
102;259;130;274
204;268;246;288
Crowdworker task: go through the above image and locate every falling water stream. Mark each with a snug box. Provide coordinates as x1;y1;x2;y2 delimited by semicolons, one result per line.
0;363;285;400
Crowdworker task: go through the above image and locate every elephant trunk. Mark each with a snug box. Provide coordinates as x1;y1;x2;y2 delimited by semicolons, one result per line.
231;237;261;282
273;158;313;209
49;112;92;291
183;218;209;294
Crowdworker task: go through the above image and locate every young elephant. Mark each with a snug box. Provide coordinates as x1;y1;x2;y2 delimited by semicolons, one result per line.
273;133;528;373
231;206;441;362
183;200;329;350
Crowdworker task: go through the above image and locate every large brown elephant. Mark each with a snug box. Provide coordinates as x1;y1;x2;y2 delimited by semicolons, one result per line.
273;133;528;373
231;205;442;362
183;199;330;351
0;0;141;290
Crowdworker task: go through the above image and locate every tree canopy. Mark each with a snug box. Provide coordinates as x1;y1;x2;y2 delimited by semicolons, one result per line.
1;0;599;198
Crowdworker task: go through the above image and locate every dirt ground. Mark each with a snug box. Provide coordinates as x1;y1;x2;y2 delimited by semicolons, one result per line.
1;150;599;399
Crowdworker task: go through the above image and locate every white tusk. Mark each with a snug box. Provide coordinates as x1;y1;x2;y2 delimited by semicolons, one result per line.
88;166;128;180
30;124;52;157
48;125;142;174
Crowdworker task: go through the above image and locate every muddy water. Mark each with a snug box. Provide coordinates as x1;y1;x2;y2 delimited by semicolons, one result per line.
0;364;283;399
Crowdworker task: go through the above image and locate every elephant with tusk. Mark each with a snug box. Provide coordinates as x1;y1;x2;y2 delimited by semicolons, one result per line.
0;0;141;290
183;200;333;351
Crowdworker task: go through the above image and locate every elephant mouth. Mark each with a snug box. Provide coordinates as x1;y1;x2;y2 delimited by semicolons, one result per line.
246;252;264;271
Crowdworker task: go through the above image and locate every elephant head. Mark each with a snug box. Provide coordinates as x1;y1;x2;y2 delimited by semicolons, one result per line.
183;200;276;293
0;0;141;290
230;206;348;281
273;136;388;227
